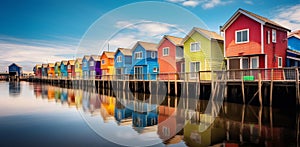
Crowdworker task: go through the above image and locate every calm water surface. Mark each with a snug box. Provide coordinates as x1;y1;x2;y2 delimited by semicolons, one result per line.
0;81;299;147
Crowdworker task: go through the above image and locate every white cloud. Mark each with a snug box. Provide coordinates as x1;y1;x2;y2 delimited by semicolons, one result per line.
0;37;77;72
244;0;253;5
182;1;200;7
165;0;232;9
272;4;300;31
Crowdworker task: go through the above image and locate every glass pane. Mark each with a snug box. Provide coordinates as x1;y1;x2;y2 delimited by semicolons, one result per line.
242;58;249;69
237;32;241;42
242;31;248;42
251;58;258;69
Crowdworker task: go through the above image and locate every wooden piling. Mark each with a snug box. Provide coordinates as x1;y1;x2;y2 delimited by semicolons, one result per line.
296;68;300;105
258;73;262;106
270;69;274;106
241;71;245;104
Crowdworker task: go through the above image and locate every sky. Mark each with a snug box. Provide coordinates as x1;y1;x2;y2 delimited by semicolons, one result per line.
0;0;300;72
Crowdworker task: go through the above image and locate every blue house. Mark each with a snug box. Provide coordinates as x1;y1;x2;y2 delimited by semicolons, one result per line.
132;102;158;130
60;60;68;78
287;31;300;67
114;48;132;79
82;55;90;79
41;64;48;77
131;41;159;80
8;63;22;76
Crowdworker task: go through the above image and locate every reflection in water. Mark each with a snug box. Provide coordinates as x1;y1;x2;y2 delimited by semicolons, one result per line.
31;83;300;147
9;82;21;97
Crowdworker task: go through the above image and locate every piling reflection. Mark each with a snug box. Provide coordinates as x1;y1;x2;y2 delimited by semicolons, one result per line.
32;83;299;147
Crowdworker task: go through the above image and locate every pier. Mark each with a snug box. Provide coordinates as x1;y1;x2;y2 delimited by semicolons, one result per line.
29;67;300;108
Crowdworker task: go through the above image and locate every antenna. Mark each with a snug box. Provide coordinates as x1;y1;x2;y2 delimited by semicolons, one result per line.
108;42;110;52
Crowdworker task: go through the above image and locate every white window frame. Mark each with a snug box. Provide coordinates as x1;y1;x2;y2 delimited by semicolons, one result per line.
272;29;276;43
235;29;249;44
89;61;94;66
153;67;157;72
151;52;156;59
190;62;200;79
117;56;122;62
190;42;200;52
250;56;259;69
267;31;270;44
162;47;169;56
102;60;105;65
278;57;282;68
135;52;142;59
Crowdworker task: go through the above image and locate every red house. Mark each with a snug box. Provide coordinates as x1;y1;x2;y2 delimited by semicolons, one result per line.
157;35;184;80
221;8;290;70
67;60;76;78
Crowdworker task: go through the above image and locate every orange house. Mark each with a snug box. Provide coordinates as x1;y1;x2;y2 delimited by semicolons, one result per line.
157;35;184;80
100;51;115;77
47;63;55;77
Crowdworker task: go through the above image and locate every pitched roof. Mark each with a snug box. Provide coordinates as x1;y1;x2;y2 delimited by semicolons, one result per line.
221;8;290;32
55;61;61;66
68;60;75;65
102;51;115;59
42;64;48;68
288;30;300;39
117;48;132;56
75;58;83;64
9;63;22;68
61;60;68;65
182;27;223;43
135;41;158;51
83;55;90;61
48;63;54;67
36;64;41;68
90;55;100;61
165;35;184;46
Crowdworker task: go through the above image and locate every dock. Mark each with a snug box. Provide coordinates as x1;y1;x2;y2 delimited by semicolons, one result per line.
29;67;300;108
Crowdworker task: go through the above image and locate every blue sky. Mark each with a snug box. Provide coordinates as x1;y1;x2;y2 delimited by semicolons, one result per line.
0;0;299;71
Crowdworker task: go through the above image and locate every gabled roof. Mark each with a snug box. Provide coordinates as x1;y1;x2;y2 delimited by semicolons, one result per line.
48;63;54;67
182;27;223;43
9;63;22;68
42;64;48;68
89;55;100;61
221;8;290;32
36;64;41;68
132;41;158;52
157;35;183;47
68;60;75;65
61;60;68;65
102;51;115;59
83;55;91;61
116;48;132;56
75;58;83;64
288;30;300;39
55;62;61;66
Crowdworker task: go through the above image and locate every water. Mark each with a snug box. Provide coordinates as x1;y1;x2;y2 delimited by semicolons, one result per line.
0;81;299;147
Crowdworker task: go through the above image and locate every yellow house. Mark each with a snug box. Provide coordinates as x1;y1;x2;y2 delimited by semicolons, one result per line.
182;27;224;80
75;58;83;79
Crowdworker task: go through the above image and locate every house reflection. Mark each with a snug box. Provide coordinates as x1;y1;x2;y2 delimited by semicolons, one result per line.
82;91;90;112
47;86;55;101
114;98;133;126
67;89;75;107
41;85;48;99
89;92;100;115
54;87;61;102
74;89;83;109
60;88;68;105
100;95;116;122
8;82;21;97
33;83;42;98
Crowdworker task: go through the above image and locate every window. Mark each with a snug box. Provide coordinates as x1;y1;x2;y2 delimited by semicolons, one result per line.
236;29;249;43
190;62;200;78
272;29;276;43
67;65;71;69
102;60;105;64
89;61;94;66
117;56;122;62
151;52;156;59
190;42;200;52
163;47;169;56
250;56;259;69
83;62;87;67
241;58;249;69
153;67;157;72
135;52;142;59
267;31;270;44
278;57;282;68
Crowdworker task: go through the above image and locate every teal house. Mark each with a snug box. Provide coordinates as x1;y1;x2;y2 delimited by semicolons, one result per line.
82;55;90;79
131;41;159;80
60;60;68;78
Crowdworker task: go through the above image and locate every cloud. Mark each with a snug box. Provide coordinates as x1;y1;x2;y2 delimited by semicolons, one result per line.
272;4;300;31
166;0;232;9
182;1;200;7
244;0;253;5
0;37;77;72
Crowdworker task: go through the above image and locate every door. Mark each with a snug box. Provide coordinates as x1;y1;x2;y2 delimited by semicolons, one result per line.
250;56;259;79
134;66;143;80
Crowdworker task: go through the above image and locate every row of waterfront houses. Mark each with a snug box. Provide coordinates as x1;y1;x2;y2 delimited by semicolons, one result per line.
33;8;300;80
